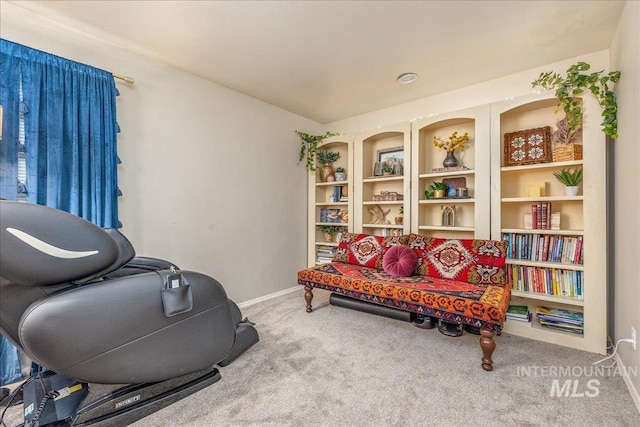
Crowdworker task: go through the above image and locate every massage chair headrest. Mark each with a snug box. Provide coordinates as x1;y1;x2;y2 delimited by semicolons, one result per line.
0;201;135;286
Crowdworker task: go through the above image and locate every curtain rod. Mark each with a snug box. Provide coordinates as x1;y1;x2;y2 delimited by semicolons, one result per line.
113;73;134;84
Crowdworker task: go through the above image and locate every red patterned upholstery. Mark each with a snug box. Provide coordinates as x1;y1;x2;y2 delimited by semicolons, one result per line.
301;234;511;370
407;234;508;284
332;233;409;270
298;261;510;332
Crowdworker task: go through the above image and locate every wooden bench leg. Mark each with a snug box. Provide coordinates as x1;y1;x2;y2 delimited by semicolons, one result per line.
304;285;314;313
480;328;496;371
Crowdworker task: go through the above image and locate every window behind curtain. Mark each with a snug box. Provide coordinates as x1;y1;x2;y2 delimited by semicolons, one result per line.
0;39;121;228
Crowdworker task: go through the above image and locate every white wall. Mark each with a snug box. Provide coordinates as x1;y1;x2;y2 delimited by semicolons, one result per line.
611;0;640;410
1;3;321;303
324;51;609;136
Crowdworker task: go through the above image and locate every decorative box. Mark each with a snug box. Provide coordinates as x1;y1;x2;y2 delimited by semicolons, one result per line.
504;126;552;166
372;191;403;201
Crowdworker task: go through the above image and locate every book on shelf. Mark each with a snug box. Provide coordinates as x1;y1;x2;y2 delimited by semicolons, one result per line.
316;245;337;264
506;305;532;325
536;306;584;334
507;305;529;316
316;246;337;255
508;265;583;299
538;321;584;334
551;212;561;230
331;186;344;203
502;233;584;265
530;202;552;230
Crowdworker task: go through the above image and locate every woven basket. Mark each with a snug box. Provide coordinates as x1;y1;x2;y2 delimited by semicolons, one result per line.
552;144;583;162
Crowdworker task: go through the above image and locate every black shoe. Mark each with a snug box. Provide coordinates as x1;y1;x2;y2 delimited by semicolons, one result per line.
412;315;437;329
438;319;464;337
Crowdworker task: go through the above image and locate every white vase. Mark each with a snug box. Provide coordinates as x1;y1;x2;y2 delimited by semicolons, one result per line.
565;186;579;196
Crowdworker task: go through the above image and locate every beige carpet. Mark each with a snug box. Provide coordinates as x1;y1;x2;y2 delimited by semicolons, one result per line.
133;288;639;426
3;288;639;426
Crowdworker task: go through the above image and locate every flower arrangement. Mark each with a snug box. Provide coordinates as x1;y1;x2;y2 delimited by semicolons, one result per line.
433;131;469;153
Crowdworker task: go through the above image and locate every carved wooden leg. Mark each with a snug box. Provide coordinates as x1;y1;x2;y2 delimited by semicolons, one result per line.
304;285;314;313
480;329;496;371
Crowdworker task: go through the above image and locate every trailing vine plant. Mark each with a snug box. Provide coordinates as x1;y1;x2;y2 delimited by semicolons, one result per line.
296;131;339;171
531;62;621;139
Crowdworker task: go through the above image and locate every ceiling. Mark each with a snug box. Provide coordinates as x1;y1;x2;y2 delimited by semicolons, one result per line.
7;1;626;123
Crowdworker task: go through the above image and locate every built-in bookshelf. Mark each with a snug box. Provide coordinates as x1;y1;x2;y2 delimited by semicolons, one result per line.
410;106;490;239
490;92;607;354
304;92;607;354
353;122;411;236
307;135;353;267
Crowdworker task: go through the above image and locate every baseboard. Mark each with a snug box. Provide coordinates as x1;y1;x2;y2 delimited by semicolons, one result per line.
237;286;299;309
615;352;640;415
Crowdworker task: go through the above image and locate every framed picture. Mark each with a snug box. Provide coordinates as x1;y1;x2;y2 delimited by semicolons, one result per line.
504;126;552;166
375;146;404;176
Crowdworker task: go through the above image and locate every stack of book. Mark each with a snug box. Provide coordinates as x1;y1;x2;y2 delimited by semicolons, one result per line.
506;305;532;326
316;246;337;264
530;202;552;229
536;306;584;335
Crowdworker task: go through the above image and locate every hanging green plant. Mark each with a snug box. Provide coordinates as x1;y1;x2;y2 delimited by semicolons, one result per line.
296;131;340;171
531;62;621;139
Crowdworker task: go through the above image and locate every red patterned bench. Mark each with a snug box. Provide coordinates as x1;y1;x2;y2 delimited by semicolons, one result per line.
297;233;511;371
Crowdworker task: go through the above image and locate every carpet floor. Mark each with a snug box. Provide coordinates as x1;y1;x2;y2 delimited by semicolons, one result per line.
133;288;639;427
2;288;639;426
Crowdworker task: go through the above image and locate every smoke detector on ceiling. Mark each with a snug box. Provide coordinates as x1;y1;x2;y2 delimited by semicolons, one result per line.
397;73;418;84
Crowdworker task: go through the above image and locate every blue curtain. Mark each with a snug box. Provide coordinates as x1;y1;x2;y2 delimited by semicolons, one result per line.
0;39;120;228
0;41;21;199
0;336;22;386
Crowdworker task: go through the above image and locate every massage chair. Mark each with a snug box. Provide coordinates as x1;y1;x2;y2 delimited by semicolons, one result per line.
0;200;259;426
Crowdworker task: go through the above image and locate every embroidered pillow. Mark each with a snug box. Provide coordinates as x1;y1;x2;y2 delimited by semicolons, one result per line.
382;244;418;277
333;232;409;269
407;234;508;284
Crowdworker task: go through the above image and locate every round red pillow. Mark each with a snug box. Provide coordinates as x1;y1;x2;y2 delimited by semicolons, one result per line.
382;245;417;277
